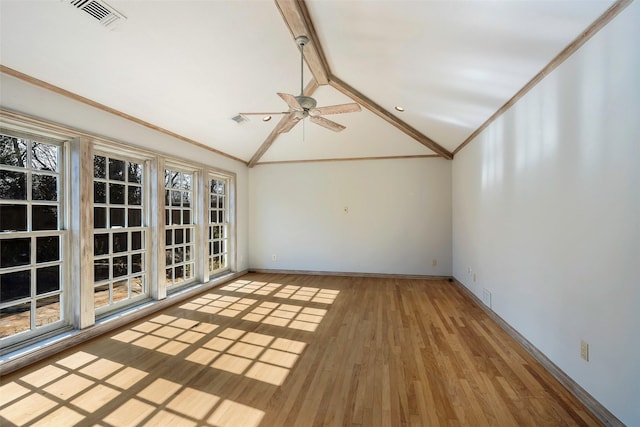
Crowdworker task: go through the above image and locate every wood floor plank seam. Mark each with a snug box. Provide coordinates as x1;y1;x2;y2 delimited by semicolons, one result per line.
1;273;605;427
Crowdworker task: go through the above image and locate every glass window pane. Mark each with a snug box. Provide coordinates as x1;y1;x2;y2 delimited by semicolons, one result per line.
185;246;191;261
172;210;181;225
108;158;125;181
174;247;183;264
109;183;125;204
0;170;27;200
132;231;142;251
213;241;220;255
94;155;106;178
128;186;142;205
94;182;106;203
113;232;128;253
0;270;31;303
0;303;30;338
37;236;60;263
1;136;27;167
36;266;60;294
31;143;58;171
165;209;170;226
171;191;181;206
94;234;109;256
94;259;110;282
131;253;142;274
211;195;218;208
128;163;142;184
185;264;192;280
33;205;58;230
94;207;107;228
182;174;191;190
175;229;183;245
218;211;225;223
1;205;27;232
113;256;128;278
110;208;125;227
165;249;172;266
183;192;191;208
131;277;143;296
1;238;30;268
164;190;170;207
113;280;128;303
32;174;58;201
185;228;191;243
165;229;172;246
175;265;184;282
94;284;109;308
165;268;173;285
128;209;142;227
36;295;60;327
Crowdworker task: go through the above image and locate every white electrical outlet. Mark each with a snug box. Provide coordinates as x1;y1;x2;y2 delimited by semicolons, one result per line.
272;254;277;261
482;288;492;309
581;340;589;361
432;259;437;266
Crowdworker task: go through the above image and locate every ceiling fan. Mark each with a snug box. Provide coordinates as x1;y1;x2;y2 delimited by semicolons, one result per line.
239;36;361;133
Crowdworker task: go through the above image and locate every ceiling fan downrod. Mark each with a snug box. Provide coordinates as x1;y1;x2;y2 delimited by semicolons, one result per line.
294;36;316;112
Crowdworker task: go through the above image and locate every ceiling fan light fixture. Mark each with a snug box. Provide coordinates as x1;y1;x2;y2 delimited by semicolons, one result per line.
394;106;405;112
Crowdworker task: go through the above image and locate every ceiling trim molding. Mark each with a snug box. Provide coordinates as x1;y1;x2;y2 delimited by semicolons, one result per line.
247;79;319;168
274;0;330;85
256;154;440;166
452;0;633;157
0;65;247;165
330;76;453;160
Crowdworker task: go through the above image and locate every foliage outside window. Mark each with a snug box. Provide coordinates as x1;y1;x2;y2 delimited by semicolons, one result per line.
165;168;196;288
93;153;147;312
208;175;229;274
0;133;65;342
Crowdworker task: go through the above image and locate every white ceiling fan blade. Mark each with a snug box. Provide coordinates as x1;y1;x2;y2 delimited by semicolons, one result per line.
309;116;346;132
279;116;302;133
277;93;302;110
310;103;361;116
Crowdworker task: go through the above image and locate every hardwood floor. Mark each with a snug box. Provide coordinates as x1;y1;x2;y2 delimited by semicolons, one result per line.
0;273;602;426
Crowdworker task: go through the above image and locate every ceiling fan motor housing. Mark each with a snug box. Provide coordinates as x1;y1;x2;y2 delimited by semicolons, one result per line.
295;95;317;110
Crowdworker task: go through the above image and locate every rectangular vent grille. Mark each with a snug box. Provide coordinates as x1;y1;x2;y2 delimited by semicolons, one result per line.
67;0;126;27
232;114;249;124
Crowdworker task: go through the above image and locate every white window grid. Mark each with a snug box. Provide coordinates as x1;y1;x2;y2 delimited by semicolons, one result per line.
208;175;229;275
165;168;196;288
93;153;147;313
0;134;66;343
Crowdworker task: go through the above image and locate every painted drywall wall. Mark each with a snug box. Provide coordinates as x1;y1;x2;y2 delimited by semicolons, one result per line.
249;158;452;276
452;3;640;425
0;74;250;272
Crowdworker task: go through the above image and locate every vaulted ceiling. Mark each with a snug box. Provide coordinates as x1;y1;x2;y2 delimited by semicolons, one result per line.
0;0;623;166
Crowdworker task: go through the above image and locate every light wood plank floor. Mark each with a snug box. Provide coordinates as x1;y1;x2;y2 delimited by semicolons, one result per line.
0;274;602;426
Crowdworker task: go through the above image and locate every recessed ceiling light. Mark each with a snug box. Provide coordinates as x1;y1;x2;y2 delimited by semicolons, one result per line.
394;106;405;112
262;115;272;122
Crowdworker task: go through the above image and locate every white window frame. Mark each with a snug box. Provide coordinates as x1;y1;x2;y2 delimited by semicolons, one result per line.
164;163;199;291
0;129;69;350
207;172;231;276
92;148;151;316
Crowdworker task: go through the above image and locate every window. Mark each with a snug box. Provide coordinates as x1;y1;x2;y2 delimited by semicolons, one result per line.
165;167;196;288
208;175;229;275
93;153;147;313
0;133;65;342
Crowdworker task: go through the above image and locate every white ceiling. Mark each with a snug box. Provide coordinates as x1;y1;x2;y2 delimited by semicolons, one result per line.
0;0;615;164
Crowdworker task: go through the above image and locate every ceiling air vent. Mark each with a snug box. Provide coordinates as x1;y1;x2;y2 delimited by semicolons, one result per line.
231;114;249;124
66;0;126;28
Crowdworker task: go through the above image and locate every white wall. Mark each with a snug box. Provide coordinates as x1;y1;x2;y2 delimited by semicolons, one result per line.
452;3;640;425
249;158;452;276
0;74;250;272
